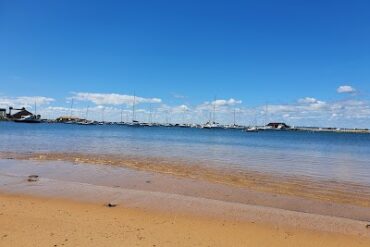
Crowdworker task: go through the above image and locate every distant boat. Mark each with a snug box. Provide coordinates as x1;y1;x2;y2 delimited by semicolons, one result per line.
14;115;41;123
126;120;141;127
202;121;223;129
77;120;95;125
244;126;258;132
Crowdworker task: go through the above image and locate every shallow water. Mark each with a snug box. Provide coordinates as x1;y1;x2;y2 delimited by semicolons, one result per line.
1;159;370;223
1;122;370;185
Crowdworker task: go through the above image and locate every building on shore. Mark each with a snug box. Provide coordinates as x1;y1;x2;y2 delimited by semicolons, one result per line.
56;116;85;123
266;122;290;129
0;108;6;119
6;107;35;120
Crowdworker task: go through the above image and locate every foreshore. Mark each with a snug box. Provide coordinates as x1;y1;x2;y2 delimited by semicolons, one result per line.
2;151;370;208
1;154;370;246
0;193;369;247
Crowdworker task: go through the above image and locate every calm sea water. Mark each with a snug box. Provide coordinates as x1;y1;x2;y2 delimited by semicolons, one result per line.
1;122;370;185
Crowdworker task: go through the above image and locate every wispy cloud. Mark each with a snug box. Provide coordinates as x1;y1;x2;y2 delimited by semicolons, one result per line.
71;92;162;106
171;93;186;99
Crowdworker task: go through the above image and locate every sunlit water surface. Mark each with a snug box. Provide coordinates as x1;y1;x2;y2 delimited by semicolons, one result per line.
1;122;369;185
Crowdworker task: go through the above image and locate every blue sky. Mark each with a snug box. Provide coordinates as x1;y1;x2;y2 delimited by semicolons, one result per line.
1;0;370;127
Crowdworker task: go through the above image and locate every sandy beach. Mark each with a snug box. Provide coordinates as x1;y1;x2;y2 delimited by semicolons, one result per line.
1;153;370;246
1;193;369;247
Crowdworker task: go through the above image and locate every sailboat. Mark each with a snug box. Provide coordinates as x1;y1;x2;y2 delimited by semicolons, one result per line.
202;98;223;129
14;115;41;123
117;106;125;125
244;109;258;132
244;126;258;132
126;92;141;127
77;105;95;125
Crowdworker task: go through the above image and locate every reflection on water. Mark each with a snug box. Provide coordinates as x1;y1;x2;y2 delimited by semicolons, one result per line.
1;122;370;185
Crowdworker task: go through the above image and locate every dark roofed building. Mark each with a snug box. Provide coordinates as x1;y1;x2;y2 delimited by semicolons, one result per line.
8;108;33;120
266;122;290;129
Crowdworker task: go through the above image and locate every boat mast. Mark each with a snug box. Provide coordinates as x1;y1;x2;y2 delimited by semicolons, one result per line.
120;106;123;123
132;91;136;122
265;103;269;125
101;107;104;122
149;104;152;124
34;101;37;116
182;107;186;124
254;109;257;127
86;105;89;120
213;96;216;123
70;98;74;117
233;108;236;126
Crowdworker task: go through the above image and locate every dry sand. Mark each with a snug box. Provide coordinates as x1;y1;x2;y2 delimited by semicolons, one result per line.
1;193;369;247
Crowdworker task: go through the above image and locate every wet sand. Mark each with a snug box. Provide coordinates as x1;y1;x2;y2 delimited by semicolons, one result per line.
1;151;370;207
1;193;370;247
1;158;370;222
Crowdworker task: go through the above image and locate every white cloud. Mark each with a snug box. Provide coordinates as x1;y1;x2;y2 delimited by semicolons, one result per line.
211;98;242;107
0;96;55;108
156;104;190;114
337;85;356;94
43;105;129;121
297;97;327;110
196;98;242;112
71;92;162;106
1;90;369;128
172;104;190;113
298;97;318;104
309;100;327;110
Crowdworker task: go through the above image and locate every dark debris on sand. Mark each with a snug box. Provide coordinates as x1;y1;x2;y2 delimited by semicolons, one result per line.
27;175;39;182
105;203;117;208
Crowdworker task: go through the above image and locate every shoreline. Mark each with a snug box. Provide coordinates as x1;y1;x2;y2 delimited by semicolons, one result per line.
1;151;370;208
1;158;370;222
1;158;370;233
1;120;370;134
